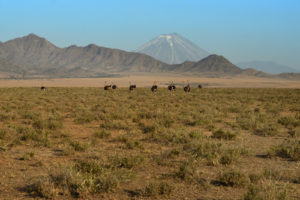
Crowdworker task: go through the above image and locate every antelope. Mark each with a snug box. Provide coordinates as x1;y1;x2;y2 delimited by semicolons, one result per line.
104;81;112;90
168;82;176;92
184;81;191;92
129;82;136;91
151;81;158;92
111;82;117;90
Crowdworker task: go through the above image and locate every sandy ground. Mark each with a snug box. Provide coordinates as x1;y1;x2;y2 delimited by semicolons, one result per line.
0;75;300;88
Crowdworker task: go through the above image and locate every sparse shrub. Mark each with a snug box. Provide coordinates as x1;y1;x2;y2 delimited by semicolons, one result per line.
94;129;111;139
142;182;173;197
100;120;129;130
176;161;196;181
32;119;45;130
32;117;63;130
46;118;63;130
74;111;96;124
0;128;7;140
254;123;279;137
243;180;289;200
20;151;35;160
278;116;300;128
140;123;158;134
16;125;50;146
125;140;143;150
184;139;246;166
48;163;121;197
175;159;206;184
220;148;242;165
218;169;249;187
24;177;56;199
21;111;40;120
228;105;243;113
162;129;190;144
166;149;181;158
189;130;203;140
108;154;145;169
294;172;300;184
111;135;128;143
74;160;104;175
249;173;262;184
92;174;119;193
160;118;174;128
268;140;300;161
0;111;16;121
69;140;88;152
236;112;259;130
212;129;237;140
263;168;283;181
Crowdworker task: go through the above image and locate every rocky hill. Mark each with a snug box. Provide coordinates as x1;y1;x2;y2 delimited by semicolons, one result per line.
0;34;298;79
169;55;242;75
0;34;168;78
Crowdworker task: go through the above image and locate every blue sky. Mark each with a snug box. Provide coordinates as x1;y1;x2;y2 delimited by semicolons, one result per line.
0;0;299;69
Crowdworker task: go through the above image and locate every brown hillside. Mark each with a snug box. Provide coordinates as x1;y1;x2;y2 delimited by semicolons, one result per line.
1;34;298;79
0;34;169;77
170;54;243;74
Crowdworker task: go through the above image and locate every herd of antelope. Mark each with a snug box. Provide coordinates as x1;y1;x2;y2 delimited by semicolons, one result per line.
40;81;203;92
103;81;202;92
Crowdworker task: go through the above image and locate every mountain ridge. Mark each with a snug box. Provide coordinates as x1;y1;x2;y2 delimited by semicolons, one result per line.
237;61;299;74
0;34;169;77
0;34;299;80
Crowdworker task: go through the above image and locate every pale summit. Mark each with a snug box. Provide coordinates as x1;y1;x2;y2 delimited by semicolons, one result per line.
136;33;210;64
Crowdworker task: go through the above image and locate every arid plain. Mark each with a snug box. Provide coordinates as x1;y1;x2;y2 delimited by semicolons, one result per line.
0;75;300;88
0;75;300;199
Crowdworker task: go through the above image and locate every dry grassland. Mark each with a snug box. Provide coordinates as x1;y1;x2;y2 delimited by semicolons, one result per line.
0;86;299;199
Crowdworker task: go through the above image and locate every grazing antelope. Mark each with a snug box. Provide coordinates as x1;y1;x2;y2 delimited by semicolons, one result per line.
104;81;112;90
129;82;136;91
151;81;158;92
198;84;202;89
40;86;46;91
111;82;117;90
168;82;176;92
184;81;191;92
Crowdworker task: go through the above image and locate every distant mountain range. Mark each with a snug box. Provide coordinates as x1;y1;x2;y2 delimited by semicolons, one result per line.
0;34;299;79
237;61;299;74
136;33;209;64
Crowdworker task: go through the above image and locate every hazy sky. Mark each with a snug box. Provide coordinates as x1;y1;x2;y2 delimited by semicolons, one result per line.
0;0;299;69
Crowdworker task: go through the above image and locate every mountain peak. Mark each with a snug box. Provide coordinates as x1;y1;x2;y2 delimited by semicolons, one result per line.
23;33;45;41
27;33;39;38
158;33;178;37
136;33;209;64
187;54;242;74
17;33;57;49
202;54;228;62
